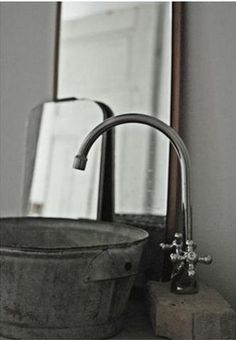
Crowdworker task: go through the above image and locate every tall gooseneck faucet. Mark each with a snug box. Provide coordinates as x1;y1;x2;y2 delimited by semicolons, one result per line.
73;113;212;294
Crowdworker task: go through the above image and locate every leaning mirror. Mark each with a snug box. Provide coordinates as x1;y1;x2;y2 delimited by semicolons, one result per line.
26;2;181;245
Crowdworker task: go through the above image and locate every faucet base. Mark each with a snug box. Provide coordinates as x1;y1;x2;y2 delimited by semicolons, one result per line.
171;265;198;294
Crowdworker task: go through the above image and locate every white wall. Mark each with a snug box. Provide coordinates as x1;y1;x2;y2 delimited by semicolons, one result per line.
0;3;57;216
182;3;236;308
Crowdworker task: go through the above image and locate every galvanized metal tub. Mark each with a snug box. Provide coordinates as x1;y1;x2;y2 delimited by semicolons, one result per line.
0;217;148;339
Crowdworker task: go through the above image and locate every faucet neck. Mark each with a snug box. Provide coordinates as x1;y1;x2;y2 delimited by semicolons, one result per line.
74;113;192;241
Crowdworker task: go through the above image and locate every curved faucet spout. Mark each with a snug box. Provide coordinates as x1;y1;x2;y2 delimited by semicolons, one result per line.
73;113;192;241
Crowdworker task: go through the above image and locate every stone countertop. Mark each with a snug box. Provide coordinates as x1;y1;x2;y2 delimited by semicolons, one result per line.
146;281;236;340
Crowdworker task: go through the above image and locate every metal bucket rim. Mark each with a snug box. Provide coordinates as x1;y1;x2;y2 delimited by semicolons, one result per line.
0;217;149;256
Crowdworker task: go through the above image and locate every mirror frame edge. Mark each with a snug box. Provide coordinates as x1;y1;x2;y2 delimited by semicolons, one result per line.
166;2;183;240
164;2;183;279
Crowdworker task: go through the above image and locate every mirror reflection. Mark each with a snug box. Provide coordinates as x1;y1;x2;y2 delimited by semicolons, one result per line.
29;2;172;219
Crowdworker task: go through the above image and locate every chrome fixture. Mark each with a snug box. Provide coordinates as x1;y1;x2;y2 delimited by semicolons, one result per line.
73;113;212;294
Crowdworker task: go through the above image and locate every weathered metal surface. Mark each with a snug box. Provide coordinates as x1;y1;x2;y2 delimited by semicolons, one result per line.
0;217;148;339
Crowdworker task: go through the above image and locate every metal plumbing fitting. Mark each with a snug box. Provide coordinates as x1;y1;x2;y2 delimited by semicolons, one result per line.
161;233;212;292
73;113;213;294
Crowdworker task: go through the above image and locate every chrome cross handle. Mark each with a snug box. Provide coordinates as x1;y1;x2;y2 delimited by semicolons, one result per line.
160;233;212;278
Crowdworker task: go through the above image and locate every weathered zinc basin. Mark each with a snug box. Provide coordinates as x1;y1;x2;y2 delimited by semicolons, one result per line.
0;217;148;339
